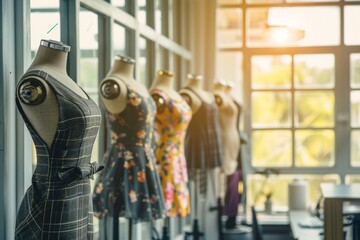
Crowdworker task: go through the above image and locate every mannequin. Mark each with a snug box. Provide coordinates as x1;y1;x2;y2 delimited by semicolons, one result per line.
17;39;87;147
180;74;223;240
15;40;102;239
179;73;223;169
211;79;242;230
212;80;240;176
179;74;215;113
150;70;191;217
150;70;183;101
99;55;149;114
93;56;166;231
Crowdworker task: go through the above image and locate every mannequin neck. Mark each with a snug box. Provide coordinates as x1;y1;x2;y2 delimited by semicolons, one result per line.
29;45;68;73
186;78;203;90
213;83;226;92
225;86;233;94
107;59;135;80
152;74;174;89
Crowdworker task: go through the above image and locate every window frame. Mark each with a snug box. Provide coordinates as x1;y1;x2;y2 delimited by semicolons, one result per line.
8;0;192;239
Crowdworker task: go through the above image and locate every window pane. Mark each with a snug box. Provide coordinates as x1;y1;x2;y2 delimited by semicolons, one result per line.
247;0;281;4
79;8;99;159
79;8;99;233
351;131;360;166
294;54;335;89
345;175;360;184
252;130;292;167
30;0;59;8
251;55;291;89
219;0;242;4
295;130;335;167
247;174;339;210
216;51;243;101
286;0;339;2
351;91;360;127
138;0;146;25
113;23;126;57
252;92;291;128
350;54;360;88
295;91;334;128
155;0;162;33
344;6;360;45
247;7;340;47
112;0;125;7
139;37;147;85
30;0;60;60
217;8;242;48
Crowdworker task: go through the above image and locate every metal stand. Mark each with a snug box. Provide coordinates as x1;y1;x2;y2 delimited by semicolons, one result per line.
129;219;133;240
184;219;204;240
113;206;119;240
184;170;205;240
161;218;170;240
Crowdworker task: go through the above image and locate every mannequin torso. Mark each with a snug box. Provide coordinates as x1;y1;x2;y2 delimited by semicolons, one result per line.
179;74;214;113
100;56;149;114
212;82;240;175
17;40;87;147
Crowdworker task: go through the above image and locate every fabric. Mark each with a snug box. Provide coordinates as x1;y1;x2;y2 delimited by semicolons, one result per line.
224;171;241;217
93;81;166;222
184;87;223;169
15;70;102;240
151;89;192;217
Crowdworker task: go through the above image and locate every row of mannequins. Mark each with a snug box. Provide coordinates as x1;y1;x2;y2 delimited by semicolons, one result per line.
14;40;243;239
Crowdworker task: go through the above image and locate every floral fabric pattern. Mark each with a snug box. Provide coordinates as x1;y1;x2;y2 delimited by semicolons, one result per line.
93;84;166;222
151;89;192;217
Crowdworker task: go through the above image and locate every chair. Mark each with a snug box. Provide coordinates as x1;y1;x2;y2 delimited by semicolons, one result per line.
251;206;264;240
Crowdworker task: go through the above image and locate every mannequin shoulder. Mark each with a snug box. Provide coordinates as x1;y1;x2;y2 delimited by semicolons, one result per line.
178;88;195;106
212;92;224;107
16;75;59;147
178;88;201;113
100;78;127;99
151;92;167;114
17;76;52;106
99;77;128;114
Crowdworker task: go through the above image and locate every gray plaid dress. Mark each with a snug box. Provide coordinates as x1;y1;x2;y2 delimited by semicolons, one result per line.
15;70;102;240
184;87;223;169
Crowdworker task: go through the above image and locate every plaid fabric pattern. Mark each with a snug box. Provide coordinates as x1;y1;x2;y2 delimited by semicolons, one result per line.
184;87;223;169
15;70;102;240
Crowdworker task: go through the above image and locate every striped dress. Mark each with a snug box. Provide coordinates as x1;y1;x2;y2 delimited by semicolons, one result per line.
15;70;102;240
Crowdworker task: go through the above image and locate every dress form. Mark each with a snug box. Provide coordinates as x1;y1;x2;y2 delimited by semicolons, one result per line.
93;55;166;225
15;40;103;239
212;81;240;175
150;70;182;102
150;70;192;218
100;55;149;114
17;39;87;147
179;74;214;114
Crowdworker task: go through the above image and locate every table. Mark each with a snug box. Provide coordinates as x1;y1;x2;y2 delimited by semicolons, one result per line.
321;183;360;240
288;211;322;240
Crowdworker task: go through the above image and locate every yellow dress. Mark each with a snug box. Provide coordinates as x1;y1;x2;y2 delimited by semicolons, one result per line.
151;89;192;217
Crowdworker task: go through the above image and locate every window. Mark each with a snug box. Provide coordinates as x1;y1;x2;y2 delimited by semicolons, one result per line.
351;54;360;166
216;0;360;211
247;7;340;47
30;0;60;60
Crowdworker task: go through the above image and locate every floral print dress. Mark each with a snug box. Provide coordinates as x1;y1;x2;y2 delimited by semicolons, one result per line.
151;89;192;217
93;83;166;222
